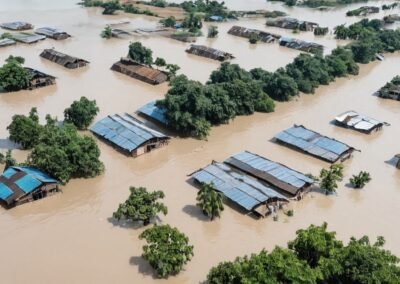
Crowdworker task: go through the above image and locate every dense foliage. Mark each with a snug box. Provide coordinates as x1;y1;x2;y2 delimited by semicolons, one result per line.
139;225;194;278
349;171;371;188
8;108;104;183
207;223;400;283
0;150;17;170
0;56;32;92
128;42;153;66
264;10;287;18
319;164;344;194
113;187;167;225
100;25;112;39
314;27;329;36
207;25;218;38
64;96;99;130
160;16;176;28
196;183;224;220
271;0;368;8
180;0;231;20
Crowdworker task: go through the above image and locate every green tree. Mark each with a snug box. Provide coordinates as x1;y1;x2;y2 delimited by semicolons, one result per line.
101;0;121;14
101;25;112;39
349;171;371;188
7;107;42;149
113;187;167;225
160;16;176;27
154;57;166;67
319;164;344;194
285;0;297;6
264;71;299;101
128;42;153;66
207;25;219;38
0;55;32;92
182;12;203;32
0;150;17;170
334;24;349;40
64;96;99;130
165;63;180;78
249;33;259;44
196;183;224;220
139;225;194;278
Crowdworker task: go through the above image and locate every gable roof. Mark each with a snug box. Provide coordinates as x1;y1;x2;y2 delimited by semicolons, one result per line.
12;32;45;44
225;151;314;196
334;111;385;133
275;125;354;163
34;27;71;39
40;49;89;68
0;21;33;30
191;162;288;212
90;113;169;153
137;101;168;125
186;44;234;61
0;167;57;205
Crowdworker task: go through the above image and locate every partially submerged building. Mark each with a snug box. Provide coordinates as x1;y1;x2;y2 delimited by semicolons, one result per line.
40;49;89;69
228;25;281;43
190;161;289;217
225;151;314;199
0;166;58;208
0;38;16;47
0;21;33;31
266;17;319;31
186;44;234;61
34;27;71;40
334;111;387;134
111;58;168;85
137;101;168;126
274;125;356;163
25;68;56;90
396;154;400;169
346;6;380;16
111;28;131;38
12;32;46;44
90;113;170;157
279;36;323;54
378;78;400;101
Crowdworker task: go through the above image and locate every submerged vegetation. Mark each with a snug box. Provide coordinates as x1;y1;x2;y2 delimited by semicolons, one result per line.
196;183;224;220
319;164;344;194
0;56;32;92
207;223;400;283
350;171;371;188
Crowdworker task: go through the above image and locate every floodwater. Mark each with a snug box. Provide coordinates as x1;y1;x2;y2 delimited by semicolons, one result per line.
0;0;399;283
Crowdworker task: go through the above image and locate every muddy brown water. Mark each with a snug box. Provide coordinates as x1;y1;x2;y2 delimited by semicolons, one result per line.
0;0;399;283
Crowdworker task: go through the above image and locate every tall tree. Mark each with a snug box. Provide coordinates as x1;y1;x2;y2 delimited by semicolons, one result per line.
7;107;42;149
128;42;153;66
0;55;32;92
64;96;99;130
196;183;224;220
319;164;344;194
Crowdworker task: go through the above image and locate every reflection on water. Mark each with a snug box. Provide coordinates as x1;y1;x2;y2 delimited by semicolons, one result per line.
0;0;400;283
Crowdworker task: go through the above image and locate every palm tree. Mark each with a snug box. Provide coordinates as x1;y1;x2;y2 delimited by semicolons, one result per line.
196;183;224;220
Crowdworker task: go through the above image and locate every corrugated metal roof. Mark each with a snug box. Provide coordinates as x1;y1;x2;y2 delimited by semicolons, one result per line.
90;113;169;153
191;162;288;211
225;151;314;192
275;125;354;163
0;21;33;30
0;183;13;200
12;32;46;44
334;111;384;132
15;167;58;183
137;101;168;125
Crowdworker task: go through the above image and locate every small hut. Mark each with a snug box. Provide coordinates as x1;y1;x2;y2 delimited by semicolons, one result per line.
186;45;234;61
0;166;58;208
279;36;323;54
40;49;89;69
25;68;56;90
0;38;16;47
274;125;356;163
0;21;33;31
34;27;71;40
111;58;168;85
266;17;319;31
334;111;387;134
90;113;170;157
228;25;281;43
12;32;45;44
190;161;289;218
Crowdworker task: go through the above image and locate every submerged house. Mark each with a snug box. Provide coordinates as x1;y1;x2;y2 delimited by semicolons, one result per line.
225;151;314;199
12;32;46;44
0;166;58;208
90;113;170;157
190;161;289;217
111;58;168;85
25;68;56;90
378;80;400;101
34;27;71;40
40;49;89;69
228;25;281;43
266;17;319;31
279;36;323;54
274;125;356;163
0;38;16;47
334;111;387;134
137;101;168;126
111;28;131;38
186;44;234;61
0;21;33;31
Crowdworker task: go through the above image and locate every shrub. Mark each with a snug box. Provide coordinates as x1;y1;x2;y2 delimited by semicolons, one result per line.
349;171;371;188
196;183;224;220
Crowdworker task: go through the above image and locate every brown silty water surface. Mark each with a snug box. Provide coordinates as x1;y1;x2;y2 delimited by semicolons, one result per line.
0;0;399;283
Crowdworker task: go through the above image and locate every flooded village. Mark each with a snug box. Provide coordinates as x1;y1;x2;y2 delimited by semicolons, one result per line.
0;0;400;283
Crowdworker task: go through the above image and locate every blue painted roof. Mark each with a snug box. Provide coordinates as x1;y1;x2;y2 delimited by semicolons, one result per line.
209;15;224;21
137;101;168;125
191;162;288;211
90;113;169;153
275;125;353;162
0;166;58;203
225;151;314;193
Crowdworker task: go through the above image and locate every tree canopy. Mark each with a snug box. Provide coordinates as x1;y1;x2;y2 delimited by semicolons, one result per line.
64;96;99;130
196;183;224;220
319;164;344;195
113;187;167;225
0;55;32;92
139;224;194;278
7;107;42;149
128;42;153;66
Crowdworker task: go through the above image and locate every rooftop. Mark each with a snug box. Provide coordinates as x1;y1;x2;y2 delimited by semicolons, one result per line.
137;101;168;125
334;111;385;133
12;32;45;44
0;21;33;31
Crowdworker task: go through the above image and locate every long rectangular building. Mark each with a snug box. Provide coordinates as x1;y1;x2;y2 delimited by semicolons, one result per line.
274;125;355;163
225;151;314;198
334;111;386;134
